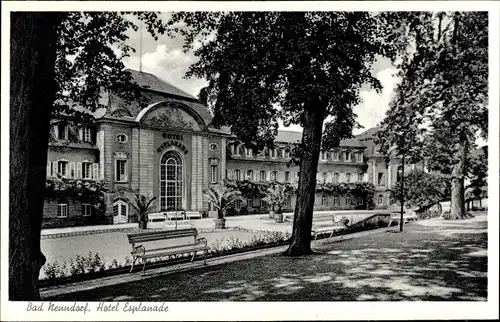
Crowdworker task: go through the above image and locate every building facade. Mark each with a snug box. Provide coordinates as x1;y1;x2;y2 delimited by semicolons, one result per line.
44;70;418;228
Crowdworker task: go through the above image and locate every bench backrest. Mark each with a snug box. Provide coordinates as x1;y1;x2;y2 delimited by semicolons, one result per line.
128;228;198;246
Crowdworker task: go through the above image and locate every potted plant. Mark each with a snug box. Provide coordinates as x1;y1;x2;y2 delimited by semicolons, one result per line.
262;183;293;223
203;183;244;229
128;193;157;230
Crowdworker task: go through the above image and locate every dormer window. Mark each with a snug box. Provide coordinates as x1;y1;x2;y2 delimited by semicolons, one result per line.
356;152;363;162
344;151;352;162
57;123;68;141
83;127;92;143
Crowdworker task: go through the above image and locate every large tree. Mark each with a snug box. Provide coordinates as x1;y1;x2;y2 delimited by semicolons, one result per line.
375;12;488;219
168;12;398;255
10;12;166;300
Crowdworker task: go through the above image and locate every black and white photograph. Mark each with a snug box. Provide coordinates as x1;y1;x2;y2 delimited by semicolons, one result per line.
1;1;499;321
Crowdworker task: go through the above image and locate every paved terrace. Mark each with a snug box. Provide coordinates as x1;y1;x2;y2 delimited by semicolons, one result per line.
42;213;487;301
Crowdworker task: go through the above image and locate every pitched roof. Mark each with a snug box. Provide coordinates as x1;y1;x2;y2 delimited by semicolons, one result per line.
274;130;365;148
127;69;197;100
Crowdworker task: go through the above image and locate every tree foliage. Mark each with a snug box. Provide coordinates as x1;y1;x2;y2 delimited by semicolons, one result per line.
375;12;488;218
390;170;450;211
203;183;245;219
168;12;397;151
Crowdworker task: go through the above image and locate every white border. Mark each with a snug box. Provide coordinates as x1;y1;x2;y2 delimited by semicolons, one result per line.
1;1;499;321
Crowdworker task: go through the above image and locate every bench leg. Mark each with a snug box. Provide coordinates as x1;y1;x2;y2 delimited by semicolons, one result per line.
130;256;138;273
190;251;196;262
142;259;147;275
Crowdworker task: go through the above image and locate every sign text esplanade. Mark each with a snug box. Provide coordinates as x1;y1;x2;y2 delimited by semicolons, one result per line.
157;134;189;155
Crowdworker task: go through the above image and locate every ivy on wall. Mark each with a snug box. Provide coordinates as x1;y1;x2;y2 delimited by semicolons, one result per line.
45;176;108;215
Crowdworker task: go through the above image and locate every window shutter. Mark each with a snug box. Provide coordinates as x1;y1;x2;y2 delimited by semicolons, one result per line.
79;128;83;141
76;162;82;179
46;161;52;177
53;125;59;140
93;163;99;179
363;173;368;182
52;162;58;176
69;162;76;178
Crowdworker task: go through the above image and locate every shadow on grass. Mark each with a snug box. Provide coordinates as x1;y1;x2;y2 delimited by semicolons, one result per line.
44;219;488;302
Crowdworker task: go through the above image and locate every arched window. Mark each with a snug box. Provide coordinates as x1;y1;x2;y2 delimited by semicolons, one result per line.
160;151;183;211
377;194;384;205
113;199;129;224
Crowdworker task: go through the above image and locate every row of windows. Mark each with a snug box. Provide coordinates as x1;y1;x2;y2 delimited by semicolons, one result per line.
47;160;99;179
56;203;92;218
52;123;93;143
320;196;364;206
229;143;364;163
227;169;367;184
228;169;295;183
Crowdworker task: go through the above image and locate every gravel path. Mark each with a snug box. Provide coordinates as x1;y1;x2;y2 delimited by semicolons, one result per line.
45;214;487;301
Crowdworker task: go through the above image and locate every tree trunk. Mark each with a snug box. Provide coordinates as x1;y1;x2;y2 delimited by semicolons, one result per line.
283;103;326;256
450;137;468;219
10;13;60;300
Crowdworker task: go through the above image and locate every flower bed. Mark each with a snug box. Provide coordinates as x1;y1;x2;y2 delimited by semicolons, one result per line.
40;230;291;286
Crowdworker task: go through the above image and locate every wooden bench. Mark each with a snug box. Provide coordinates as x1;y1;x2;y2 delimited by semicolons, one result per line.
311;216;349;240
127;228;208;274
166;211;185;221
147;212;167;223
185;211;202;220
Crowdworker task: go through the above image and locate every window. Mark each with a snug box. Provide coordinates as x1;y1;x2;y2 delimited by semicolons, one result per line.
270;148;277;158
83;162;92;179
247;198;253;208
209;143;218;151
358;173;364;182
332;151;339;161
116;159;128;182
322;172;328;183
234;169;241;181
58;161;68;177
285;171;290;182
160;151;183;211
246;170;253;181
333;197;339;206
234;200;242;209
245;148;253;157
116;134;128;143
82;204;92;217
357;197;363;205
377;172;384;186
57;123;68;140
113;200;129;223
344;151;352;162
57;204;68;218
334;173;340;183
260;170;266;181
284;148;291;158
211;165;218;183
83;128;92;143
356;152;363;162
271;171;278;181
346;197;351;205
346;173;351;183
321;195;328;206
377;194;384;205
321;151;327;161
397;165;403;182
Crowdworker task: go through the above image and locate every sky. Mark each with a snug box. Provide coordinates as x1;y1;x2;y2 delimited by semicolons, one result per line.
119;14;405;136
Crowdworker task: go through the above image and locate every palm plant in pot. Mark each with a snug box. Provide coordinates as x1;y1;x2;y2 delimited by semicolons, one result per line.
262;183;293;223
128;194;157;229
203;183;244;229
